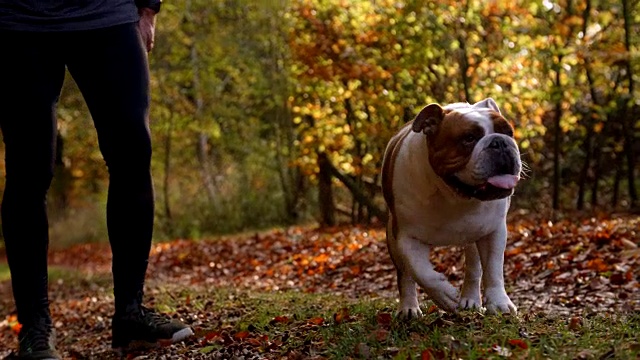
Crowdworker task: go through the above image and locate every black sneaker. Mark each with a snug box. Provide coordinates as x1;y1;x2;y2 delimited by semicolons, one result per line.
111;304;194;352
17;320;61;360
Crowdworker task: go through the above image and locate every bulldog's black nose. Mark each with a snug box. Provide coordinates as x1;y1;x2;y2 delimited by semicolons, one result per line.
488;137;508;150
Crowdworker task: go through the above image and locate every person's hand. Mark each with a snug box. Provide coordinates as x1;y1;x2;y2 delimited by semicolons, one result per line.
138;8;157;52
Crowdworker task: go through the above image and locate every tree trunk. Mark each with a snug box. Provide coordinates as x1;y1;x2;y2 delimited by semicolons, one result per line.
196;133;218;203
576;124;593;210
577;0;596;210
458;0;471;101
50;131;71;218
317;152;336;227
590;140;602;207
552;55;564;210
621;0;638;207
458;34;471;102
265;3;303;224
190;41;218;203
612;154;623;207
163;108;174;236
344;97;366;224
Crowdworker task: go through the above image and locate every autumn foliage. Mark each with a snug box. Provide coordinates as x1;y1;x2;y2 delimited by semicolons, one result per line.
0;0;631;241
1;0;640;357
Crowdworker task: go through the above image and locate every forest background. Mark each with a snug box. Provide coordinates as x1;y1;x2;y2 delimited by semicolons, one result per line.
3;0;637;246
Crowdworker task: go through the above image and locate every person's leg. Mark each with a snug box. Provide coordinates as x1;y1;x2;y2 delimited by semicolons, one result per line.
65;22;153;316
64;22;192;350
0;31;65;359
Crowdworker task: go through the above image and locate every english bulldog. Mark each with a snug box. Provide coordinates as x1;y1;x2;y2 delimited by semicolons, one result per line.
381;98;521;318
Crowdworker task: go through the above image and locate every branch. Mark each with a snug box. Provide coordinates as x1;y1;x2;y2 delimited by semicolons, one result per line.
322;153;388;223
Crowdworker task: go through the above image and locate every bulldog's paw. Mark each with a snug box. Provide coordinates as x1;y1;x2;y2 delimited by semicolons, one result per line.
458;296;482;311
397;305;423;320
484;289;517;315
398;293;423;320
427;280;459;313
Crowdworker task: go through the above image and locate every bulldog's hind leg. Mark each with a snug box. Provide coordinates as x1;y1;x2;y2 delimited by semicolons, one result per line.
396;235;459;312
387;228;422;318
459;243;483;310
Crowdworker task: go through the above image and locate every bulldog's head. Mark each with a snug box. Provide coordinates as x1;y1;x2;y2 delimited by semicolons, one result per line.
412;98;521;201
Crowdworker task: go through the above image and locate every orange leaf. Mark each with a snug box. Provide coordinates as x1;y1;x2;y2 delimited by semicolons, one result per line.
234;330;250;340
508;339;528;349
505;247;523;257
314;253;330;263
270;316;290;325
308;317;324;325
334;307;351;324
427;305;438;314
246;338;262;346
421;349;433;360
8;315;22;334
569;316;582;330
204;330;221;341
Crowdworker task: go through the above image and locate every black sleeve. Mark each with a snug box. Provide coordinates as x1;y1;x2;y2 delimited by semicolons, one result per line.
135;0;161;12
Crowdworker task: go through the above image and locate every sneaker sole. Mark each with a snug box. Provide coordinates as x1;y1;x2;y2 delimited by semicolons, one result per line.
113;327;195;355
171;327;195;342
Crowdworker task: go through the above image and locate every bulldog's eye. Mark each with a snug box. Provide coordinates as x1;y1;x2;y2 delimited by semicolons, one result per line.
462;134;477;146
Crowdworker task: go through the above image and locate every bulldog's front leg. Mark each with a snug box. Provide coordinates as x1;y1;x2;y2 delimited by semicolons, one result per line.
458;243;482;310
387;228;422;319
397;235;459;312
477;227;517;314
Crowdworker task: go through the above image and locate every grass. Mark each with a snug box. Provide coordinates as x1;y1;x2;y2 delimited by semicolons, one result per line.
47;265;113;288
0;265;112;290
2;265;638;358
0;263;10;282
149;285;640;359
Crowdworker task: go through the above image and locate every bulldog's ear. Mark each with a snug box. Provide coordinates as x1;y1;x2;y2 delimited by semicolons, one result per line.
473;98;501;114
412;103;444;135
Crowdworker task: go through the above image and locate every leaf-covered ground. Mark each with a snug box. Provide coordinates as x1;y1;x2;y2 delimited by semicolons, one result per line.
1;213;639;359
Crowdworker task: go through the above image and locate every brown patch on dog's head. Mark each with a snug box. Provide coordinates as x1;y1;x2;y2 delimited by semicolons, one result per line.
489;111;514;137
426;111;486;179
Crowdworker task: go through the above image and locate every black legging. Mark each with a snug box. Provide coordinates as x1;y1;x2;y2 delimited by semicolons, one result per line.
0;22;154;327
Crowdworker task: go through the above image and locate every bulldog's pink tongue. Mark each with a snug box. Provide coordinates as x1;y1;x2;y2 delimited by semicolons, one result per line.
487;174;519;189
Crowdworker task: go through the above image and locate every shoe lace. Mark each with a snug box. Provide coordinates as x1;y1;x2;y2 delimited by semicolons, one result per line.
140;306;172;327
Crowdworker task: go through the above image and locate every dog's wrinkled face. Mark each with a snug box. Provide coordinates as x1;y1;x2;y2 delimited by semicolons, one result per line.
412;99;521;201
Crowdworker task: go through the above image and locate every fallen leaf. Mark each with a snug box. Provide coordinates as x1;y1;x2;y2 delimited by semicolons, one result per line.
373;329;389;342
376;312;392;327
270;315;291;325
234;330;250;340
421;349;433;360
609;273;626;285
308;317;324;325
568;316;582;330
508;338;528;349
334;307;351;324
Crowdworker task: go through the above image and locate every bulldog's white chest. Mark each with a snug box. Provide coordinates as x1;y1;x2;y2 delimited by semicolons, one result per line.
395;191;507;246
